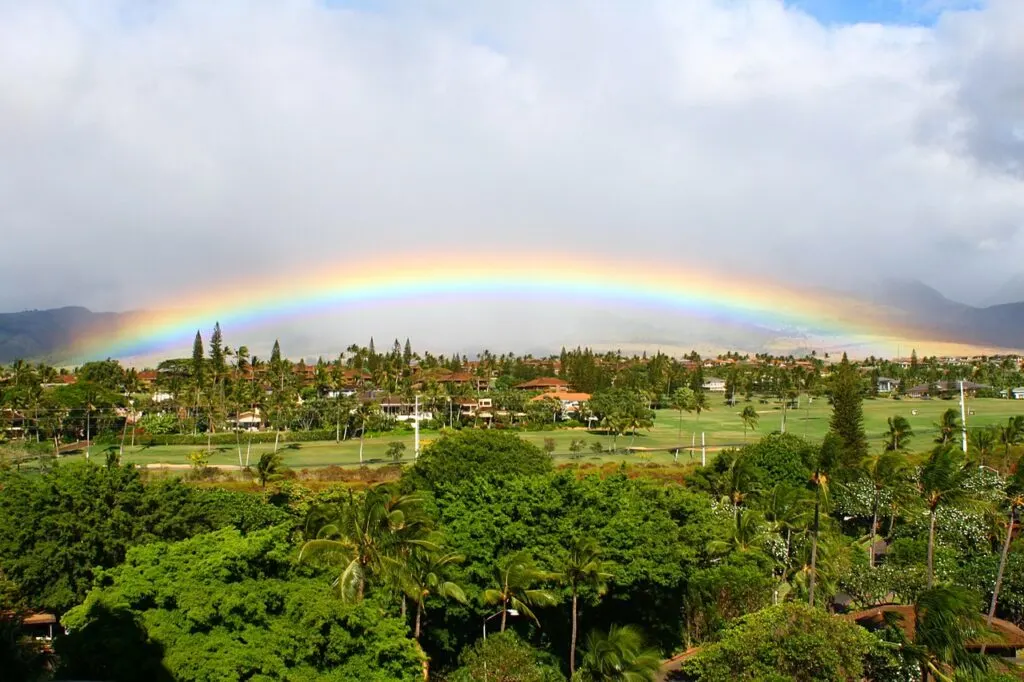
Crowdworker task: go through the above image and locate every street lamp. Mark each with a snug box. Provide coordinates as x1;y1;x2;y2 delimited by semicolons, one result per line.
483;608;519;640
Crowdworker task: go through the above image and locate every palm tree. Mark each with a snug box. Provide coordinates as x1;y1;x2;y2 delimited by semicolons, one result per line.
670;387;695;444
760;483;810;571
482;551;558;632
555;538;613;676
692;390;708;424
986;456;1024;637
355;401;377;465
934;409;961;446
919;446;975;587
885;415;914;451
721;452;758;523
996;416;1023;471
740;406;759;441
399;541;467;640
254;451;283;489
573;624;661;682
707;509;772;557
969;426;997;469
861;450;911;567
299;485;430;602
912;585;988;681
807;433;843;606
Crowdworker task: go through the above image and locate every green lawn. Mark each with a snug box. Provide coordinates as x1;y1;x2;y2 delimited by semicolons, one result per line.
57;396;1024;471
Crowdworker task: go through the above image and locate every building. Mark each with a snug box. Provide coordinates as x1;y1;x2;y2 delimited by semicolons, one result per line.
529;391;591;414
847;604;1024;660
905;380;990;399
876;376;898;393
515;377;570;392
702;377;727;392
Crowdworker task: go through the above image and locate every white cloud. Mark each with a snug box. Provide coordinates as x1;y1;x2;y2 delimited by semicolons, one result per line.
1;0;1022;350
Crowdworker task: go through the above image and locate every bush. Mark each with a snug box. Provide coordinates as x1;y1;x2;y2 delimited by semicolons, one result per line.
405;430;552;491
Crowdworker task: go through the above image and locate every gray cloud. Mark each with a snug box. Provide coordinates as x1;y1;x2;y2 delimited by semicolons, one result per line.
1;0;1023;354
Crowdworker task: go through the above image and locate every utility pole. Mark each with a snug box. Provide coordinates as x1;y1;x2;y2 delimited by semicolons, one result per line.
701;431;706;467
959;380;968;454
414;395;420;459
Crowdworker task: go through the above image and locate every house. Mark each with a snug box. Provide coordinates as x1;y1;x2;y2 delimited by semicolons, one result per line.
702;377;727;392
846;604;1024;660
515;377;570;392
230;408;265;431
876;376;898;393
1010;388;1024;400
530;391;591;414
905;380;990;399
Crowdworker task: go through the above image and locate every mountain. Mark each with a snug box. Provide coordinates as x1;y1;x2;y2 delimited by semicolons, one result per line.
983;273;1024;307
875;279;1024;349
0;307;132;364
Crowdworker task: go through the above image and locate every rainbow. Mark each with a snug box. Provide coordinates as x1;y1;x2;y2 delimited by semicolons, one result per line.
69;254;949;361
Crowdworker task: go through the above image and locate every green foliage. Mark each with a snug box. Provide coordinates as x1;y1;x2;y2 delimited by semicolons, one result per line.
685;555;775;641
255;450;284;488
682;603;878;682
0;463;288;613
387;440;407;462
77;358;126;390
828;354;868;466
448;631;565;682
574;623;661;682
407;430;552;491
57;526;424;681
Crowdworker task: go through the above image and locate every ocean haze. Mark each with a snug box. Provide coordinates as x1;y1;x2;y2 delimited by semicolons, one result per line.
1;0;1023;352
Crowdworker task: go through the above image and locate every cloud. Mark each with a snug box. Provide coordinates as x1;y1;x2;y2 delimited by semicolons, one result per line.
1;0;1022;353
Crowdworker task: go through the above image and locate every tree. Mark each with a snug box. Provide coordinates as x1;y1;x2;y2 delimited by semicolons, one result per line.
740;406;759;441
483;551;558;632
683;603;878;682
299;485;430;602
885;415;914;451
409;430;552;491
919;446;975;587
986;456;1024;638
807;434;843;606
448;631;564;682
399;541;467;640
387;441;407;463
57;527;424;681
574;624;660;682
828;354;867;465
190;330;205;389
969;426;997;468
861;451;912;568
912;585;988;681
556;538;612;676
569;439;586;459
996;416;1023;471
934;409;961;446
671;387;696;443
254;450;283;489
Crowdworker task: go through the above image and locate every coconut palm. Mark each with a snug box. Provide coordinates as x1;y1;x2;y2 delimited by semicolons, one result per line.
254;450;283;489
969;426;997;469
996;416;1023;471
740;406;759;441
919;446;976;587
807;433;843;606
759;483;810;570
885;415;914;451
934;409;961;446
721;451;759;523
482;551;558;632
399;541;467;640
986;456;1024;636
573;624;661;682
555;538;613;676
670;387;695;444
861;450;912;567
299;485;431;602
912;585;988;681
707;509;773;557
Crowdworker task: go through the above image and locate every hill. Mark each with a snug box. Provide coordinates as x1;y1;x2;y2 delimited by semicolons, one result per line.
0;307;132;363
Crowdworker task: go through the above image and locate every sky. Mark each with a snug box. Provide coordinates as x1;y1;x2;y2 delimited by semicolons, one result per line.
1;0;1022;356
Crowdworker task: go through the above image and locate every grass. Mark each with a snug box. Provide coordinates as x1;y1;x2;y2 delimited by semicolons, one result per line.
48;395;1024;472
